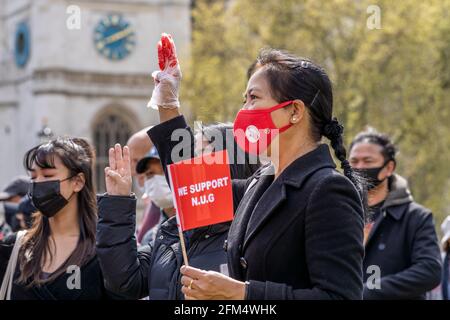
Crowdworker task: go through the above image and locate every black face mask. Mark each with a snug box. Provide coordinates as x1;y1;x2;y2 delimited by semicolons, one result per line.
3;202;19;227
354;161;390;190
29;177;74;218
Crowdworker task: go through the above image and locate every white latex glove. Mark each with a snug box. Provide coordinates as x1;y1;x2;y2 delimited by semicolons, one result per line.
147;33;181;109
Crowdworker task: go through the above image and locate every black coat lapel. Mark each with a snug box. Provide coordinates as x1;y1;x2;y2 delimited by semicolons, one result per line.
242;145;337;251
243;179;287;251
227;145;337;279
227;170;274;279
365;204;407;246
228;173;274;245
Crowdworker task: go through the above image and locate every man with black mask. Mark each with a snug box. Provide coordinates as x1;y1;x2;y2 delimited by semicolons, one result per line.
349;127;442;300
0;177;31;236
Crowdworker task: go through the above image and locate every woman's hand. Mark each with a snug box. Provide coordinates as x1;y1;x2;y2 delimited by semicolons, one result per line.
148;33;182;110
105;144;132;196
180;266;246;300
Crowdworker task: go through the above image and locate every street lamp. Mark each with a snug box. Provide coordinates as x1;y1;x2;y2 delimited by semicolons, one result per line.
37;117;54;143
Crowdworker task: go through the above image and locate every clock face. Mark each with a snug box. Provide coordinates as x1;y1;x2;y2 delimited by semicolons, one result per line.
94;14;136;61
14;22;30;68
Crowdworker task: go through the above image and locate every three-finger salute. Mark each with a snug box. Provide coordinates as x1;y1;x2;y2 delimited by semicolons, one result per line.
104;143;132;196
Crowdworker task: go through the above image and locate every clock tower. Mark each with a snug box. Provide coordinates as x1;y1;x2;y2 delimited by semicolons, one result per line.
0;0;191;191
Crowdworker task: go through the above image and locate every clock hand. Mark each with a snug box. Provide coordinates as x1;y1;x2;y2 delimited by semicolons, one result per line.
103;27;134;45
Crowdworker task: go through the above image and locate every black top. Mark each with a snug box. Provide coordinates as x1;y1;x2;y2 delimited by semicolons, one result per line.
363;175;442;299
147;115;365;300
367;201;385;224
0;234;119;300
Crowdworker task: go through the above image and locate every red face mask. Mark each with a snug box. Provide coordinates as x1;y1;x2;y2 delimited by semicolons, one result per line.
233;100;294;155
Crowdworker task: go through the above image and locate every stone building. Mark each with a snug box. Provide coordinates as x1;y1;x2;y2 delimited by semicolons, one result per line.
0;0;191;191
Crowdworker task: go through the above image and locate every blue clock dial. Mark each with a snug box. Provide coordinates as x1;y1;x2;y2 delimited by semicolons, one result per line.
14;22;30;68
94;14;136;61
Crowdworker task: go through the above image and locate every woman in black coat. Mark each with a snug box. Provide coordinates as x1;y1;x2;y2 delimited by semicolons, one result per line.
143;39;365;300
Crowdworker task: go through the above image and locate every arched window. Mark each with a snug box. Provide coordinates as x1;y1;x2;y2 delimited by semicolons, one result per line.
92;109;137;192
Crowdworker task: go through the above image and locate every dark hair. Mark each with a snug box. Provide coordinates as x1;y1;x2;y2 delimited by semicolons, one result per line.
251;48;361;190
349;127;397;167
199;122;261;179
19;137;97;287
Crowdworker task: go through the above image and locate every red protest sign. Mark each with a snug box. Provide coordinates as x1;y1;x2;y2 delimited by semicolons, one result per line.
167;150;234;231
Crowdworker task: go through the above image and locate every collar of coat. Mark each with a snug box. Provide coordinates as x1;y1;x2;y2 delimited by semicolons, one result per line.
365;175;416;246
251;143;337;189
240;144;337;250
382;174;414;221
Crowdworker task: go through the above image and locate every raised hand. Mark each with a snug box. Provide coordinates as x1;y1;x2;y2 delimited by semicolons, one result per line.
158;33;178;70
148;33;182;109
104;144;132;196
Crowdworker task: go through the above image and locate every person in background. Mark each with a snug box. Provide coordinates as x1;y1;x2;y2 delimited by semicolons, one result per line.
349;127;442;300
3;195;36;232
440;216;450;300
427;216;450;300
0;177;30;234
137;146;176;246
0;137;118;299
0;177;29;204
0;204;11;241
127;127;161;245
127;126;154;189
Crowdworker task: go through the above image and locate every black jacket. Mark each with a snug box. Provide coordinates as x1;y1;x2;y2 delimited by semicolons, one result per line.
363;174;442;300
96;194;230;300
0;234;115;300
148;115;365;300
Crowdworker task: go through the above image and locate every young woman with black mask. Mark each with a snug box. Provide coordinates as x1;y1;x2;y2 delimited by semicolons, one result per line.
0;137;118;300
